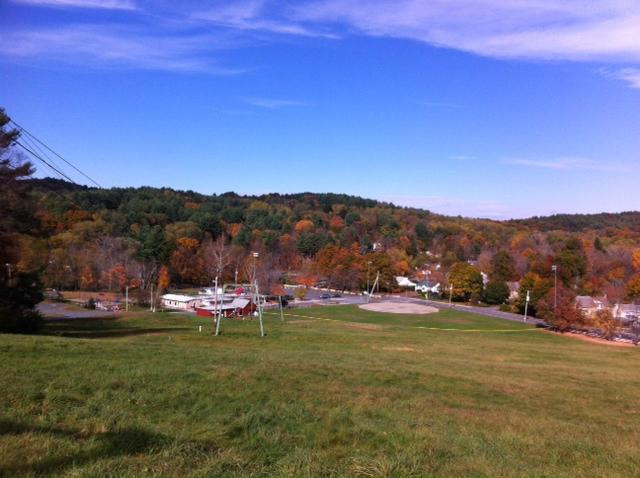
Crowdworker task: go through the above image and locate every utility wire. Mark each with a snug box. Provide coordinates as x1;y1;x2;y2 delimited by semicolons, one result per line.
10;119;102;187
15;140;78;184
20;132;67;176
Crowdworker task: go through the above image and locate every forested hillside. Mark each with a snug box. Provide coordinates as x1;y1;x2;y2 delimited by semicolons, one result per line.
13;177;640;315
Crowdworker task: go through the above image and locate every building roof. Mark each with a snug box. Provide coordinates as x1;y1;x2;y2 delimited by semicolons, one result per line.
197;298;251;311
161;294;199;302
576;296;609;309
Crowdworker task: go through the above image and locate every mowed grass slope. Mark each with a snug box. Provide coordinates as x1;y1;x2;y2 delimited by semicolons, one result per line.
1;305;639;477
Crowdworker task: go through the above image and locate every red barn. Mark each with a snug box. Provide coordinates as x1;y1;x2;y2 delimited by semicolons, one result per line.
196;298;255;318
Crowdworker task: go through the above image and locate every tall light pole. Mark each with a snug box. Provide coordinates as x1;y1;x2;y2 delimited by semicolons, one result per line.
5;263;11;282
252;252;259;285
523;289;530;322
552;264;558;311
448;283;453;307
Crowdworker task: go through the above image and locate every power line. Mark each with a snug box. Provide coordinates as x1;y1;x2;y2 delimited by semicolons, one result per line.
19;132;67;176
10;119;102;187
15;140;78;185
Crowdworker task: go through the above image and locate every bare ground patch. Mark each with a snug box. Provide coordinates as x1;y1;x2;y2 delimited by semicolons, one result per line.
380;346;416;352
359;302;438;315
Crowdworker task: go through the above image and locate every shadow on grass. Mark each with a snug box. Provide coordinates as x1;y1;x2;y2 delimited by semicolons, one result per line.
0;419;218;476
42;316;188;339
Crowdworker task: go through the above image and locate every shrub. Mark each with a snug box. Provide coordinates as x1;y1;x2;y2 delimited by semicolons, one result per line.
484;280;510;305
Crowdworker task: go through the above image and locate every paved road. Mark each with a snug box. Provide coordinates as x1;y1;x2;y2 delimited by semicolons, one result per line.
37;301;116;319
396;296;545;326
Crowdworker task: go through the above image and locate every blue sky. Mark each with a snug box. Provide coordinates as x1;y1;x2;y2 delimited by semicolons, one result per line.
1;0;639;219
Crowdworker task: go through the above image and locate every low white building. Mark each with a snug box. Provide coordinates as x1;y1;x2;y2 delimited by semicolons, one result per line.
395;276;417;288
161;294;201;310
612;303;639;321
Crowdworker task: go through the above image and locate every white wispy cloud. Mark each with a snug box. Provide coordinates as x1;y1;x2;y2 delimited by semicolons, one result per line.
600;67;640;89
503;157;631;172
0;25;247;74
192;0;338;39
12;0;136;10
6;0;640;80
241;97;307;109
292;1;640;63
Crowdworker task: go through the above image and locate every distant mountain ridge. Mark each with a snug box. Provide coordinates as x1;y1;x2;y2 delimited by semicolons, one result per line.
25;177;640;233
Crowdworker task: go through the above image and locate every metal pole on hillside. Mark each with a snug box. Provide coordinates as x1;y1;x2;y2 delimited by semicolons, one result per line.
523;289;530;322
215;276;222;336
279;295;284;322
448;283;453;307
256;281;265;337
552;265;558;310
149;284;154;312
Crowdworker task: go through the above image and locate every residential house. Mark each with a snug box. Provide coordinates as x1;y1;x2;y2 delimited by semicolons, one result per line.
575;295;609;317
395;276;417;288
414;280;441;295
506;281;520;301
612;303;640;322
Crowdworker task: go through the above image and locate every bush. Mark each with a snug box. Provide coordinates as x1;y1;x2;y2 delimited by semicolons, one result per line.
499;303;512;312
484;280;510;305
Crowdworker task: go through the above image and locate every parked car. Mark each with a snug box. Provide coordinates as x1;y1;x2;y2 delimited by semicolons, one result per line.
331;293;342;298
320;293;331;300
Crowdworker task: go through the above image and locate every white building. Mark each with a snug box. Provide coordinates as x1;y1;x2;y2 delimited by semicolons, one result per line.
160;294;201;310
395;276;417;288
612;303;639;321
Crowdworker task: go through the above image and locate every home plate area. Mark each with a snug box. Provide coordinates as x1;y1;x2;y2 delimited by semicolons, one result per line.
359;301;439;314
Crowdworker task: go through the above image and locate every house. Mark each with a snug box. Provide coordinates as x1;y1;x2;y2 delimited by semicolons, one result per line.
506;281;520;301
414;280;441;295
160;294;201;310
612;303;639;322
575;295;609;317
480;271;489;286
196;297;255;318
395;276;417;288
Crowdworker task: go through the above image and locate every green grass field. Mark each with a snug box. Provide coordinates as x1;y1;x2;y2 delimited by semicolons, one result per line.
1;304;639;477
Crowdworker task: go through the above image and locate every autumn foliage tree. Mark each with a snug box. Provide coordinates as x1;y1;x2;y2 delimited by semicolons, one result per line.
536;284;584;332
157;265;171;292
171;237;203;284
448;262;483;302
314;243;363;291
590;309;620;340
